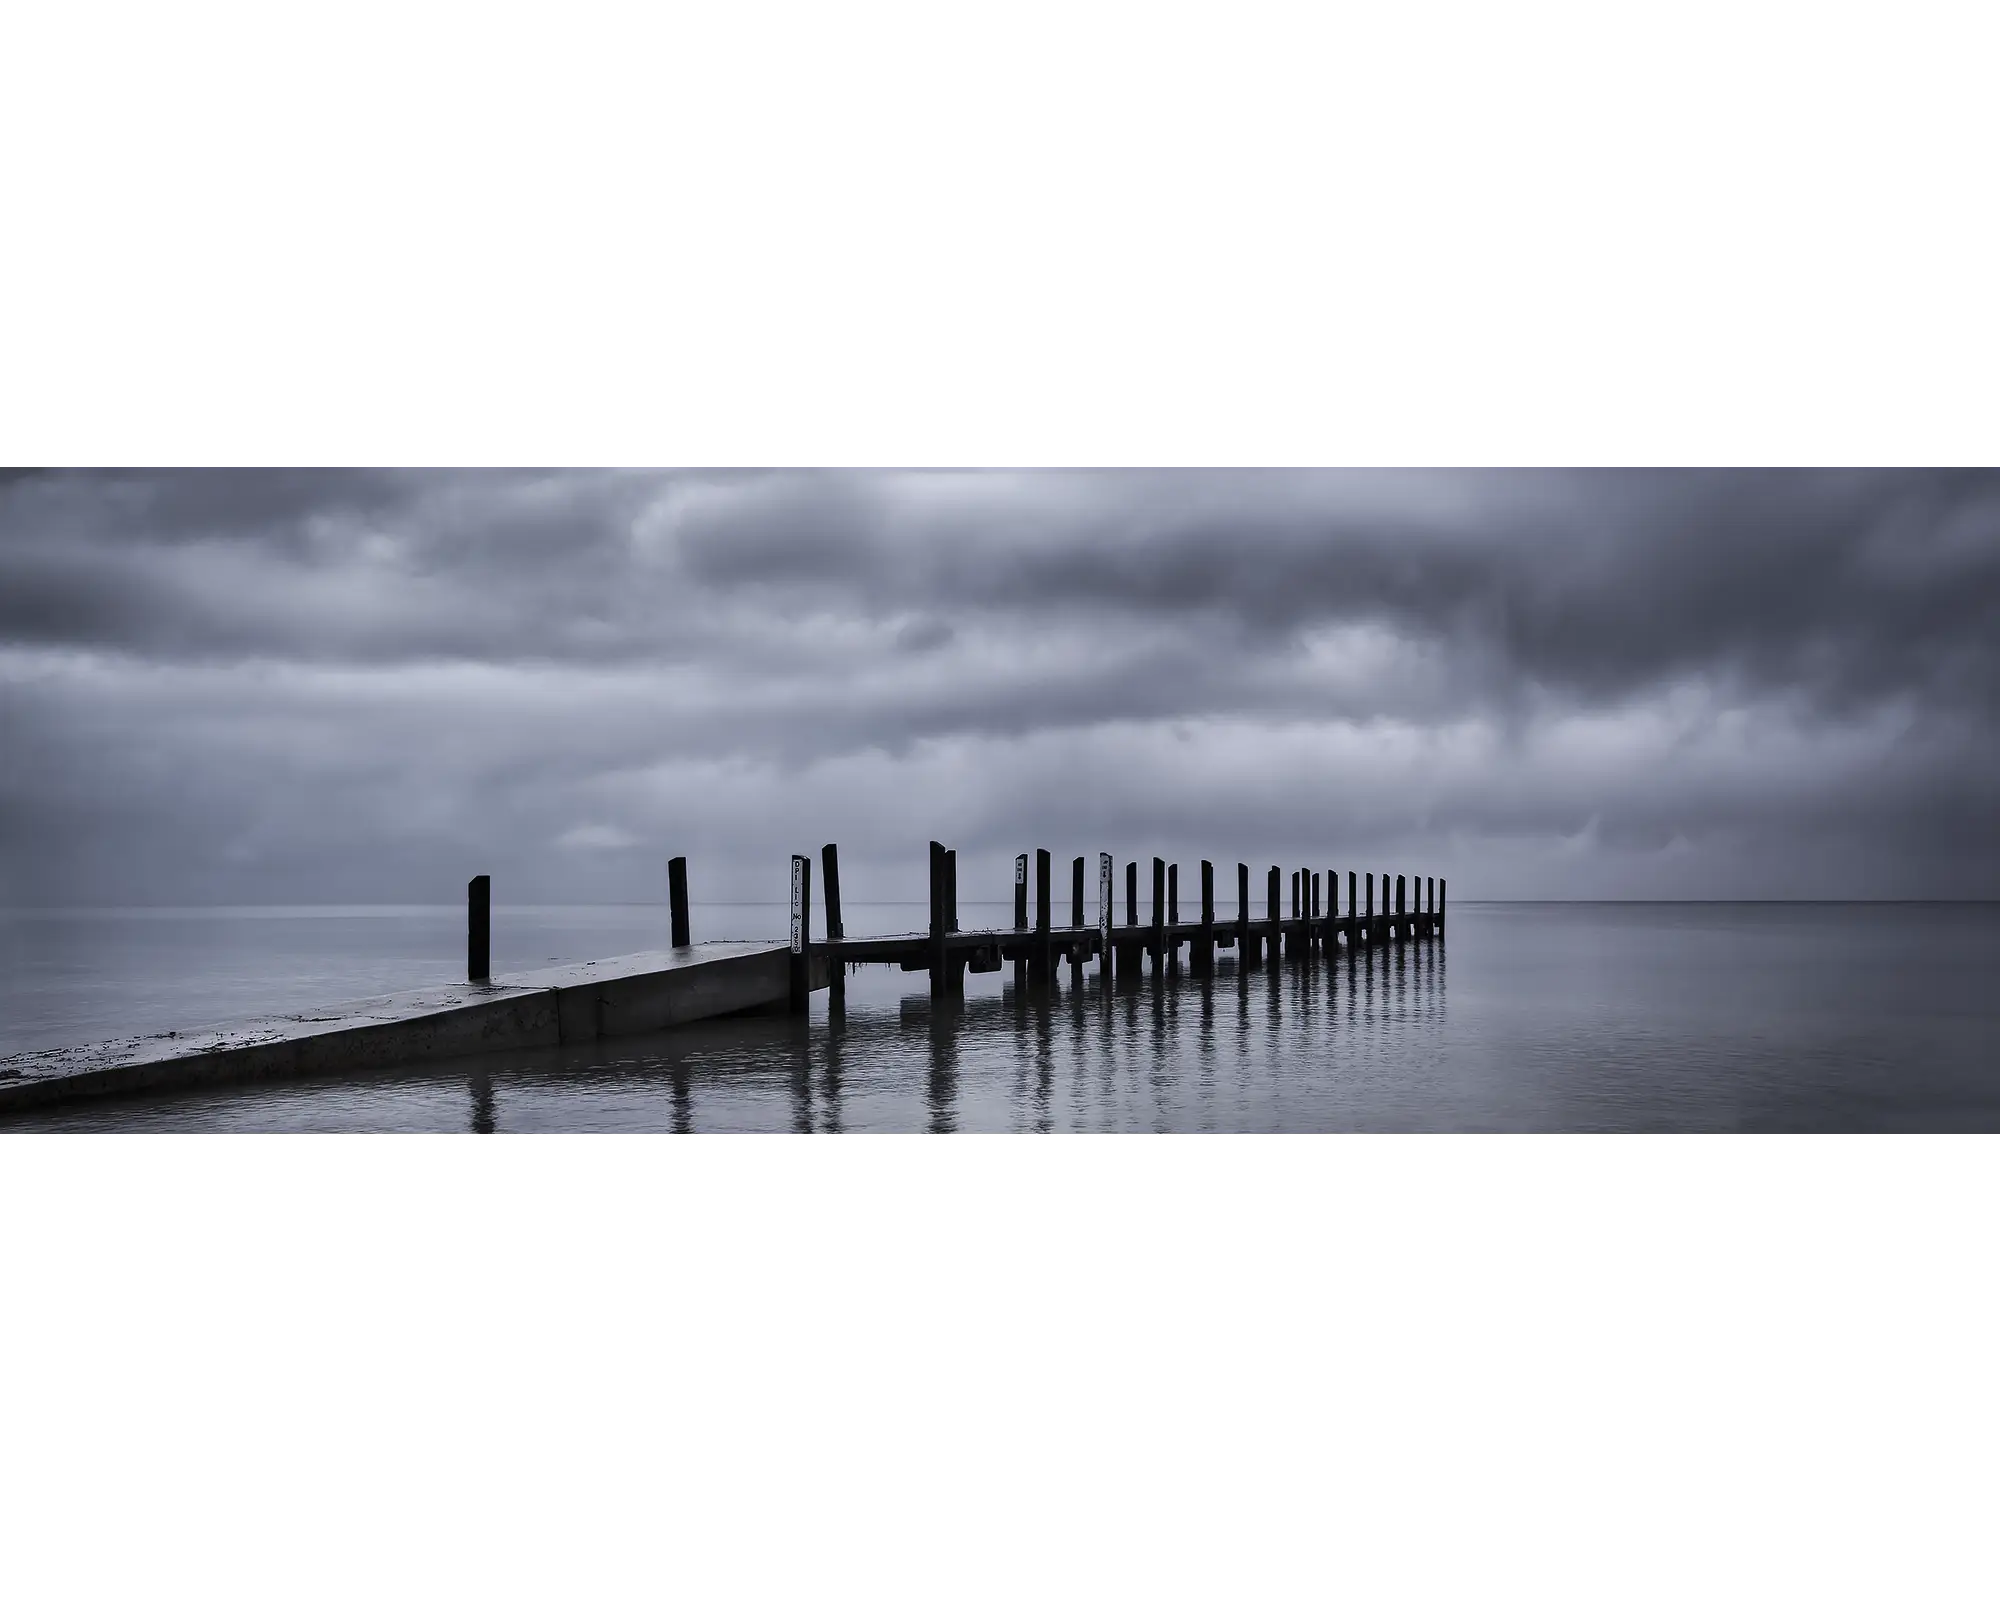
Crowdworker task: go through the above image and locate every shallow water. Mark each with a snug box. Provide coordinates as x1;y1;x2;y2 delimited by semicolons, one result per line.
4;901;1997;1131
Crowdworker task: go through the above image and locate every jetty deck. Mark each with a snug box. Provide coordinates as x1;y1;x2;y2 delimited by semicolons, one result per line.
0;941;825;1117
1;842;1444;1118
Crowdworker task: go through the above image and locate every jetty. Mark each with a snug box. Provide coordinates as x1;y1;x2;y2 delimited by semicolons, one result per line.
820;844;1445;1000
0;846;1442;1117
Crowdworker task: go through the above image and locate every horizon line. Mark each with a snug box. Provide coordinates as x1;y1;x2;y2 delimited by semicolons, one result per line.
5;898;1999;911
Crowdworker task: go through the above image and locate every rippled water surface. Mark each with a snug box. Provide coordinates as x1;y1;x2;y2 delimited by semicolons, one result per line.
4;901;1997;1131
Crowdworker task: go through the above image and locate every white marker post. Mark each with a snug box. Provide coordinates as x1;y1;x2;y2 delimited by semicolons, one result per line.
788;853;811;1013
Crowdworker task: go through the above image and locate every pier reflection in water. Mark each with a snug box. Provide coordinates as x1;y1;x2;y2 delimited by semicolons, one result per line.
16;903;2000;1132
444;937;1446;1134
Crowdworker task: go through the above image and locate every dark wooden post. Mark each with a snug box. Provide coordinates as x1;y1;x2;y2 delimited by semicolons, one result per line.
1365;871;1374;944
1151;857;1166;976
467;874;490;984
1311;871;1321;955
1397;873;1407;938
928;841;947;998
820;843;844;1001
1266;866;1280;963
1097;852;1113;978
1440;877;1448;933
1121;858;1137;985
789;854;812;1012
947;849;965;990
1238;862;1253;967
1012;851;1028;990
1348;872;1357;949
1198;859;1215;974
667;857;691;950
1071;855;1086;972
1036;847;1053;986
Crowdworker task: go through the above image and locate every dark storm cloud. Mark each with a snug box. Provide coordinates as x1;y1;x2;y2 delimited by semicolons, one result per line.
1;468;1996;906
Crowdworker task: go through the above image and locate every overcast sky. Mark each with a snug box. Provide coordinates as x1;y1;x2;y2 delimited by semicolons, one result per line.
2;468;1995;908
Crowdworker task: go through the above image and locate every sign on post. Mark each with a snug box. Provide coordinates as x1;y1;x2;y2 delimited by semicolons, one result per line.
790;854;807;955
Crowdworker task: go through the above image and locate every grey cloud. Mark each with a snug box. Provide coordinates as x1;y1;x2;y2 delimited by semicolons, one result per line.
1;469;1996;907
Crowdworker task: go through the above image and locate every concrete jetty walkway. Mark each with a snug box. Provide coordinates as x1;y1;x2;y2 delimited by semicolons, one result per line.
0;942;826;1118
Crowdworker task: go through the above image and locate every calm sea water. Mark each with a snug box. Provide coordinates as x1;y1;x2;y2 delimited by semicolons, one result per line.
3;901;1996;1132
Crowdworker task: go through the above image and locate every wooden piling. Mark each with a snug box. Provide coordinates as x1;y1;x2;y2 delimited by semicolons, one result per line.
820;843;844;1000
1397;873;1407;939
1071;855;1086;971
789;853;813;1012
1266;866;1280;963
468;874;490;984
1440;877;1448;933
1238;862;1254;968
1013;852;1028;989
1036;847;1053;986
1198;859;1215;975
1348;872;1358;949
929;841;947;997
1097;852;1113;978
946;850;964;990
667;857;691;950
1365;872;1375;944
1151;857;1166;976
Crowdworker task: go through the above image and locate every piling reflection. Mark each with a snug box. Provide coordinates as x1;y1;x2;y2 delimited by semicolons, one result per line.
669;1056;693;1134
704;927;1454;1131
789;1021;815;1134
898;993;962;1134
1032;984;1055;1134
821;1002;846;1135
469;1068;496;1134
